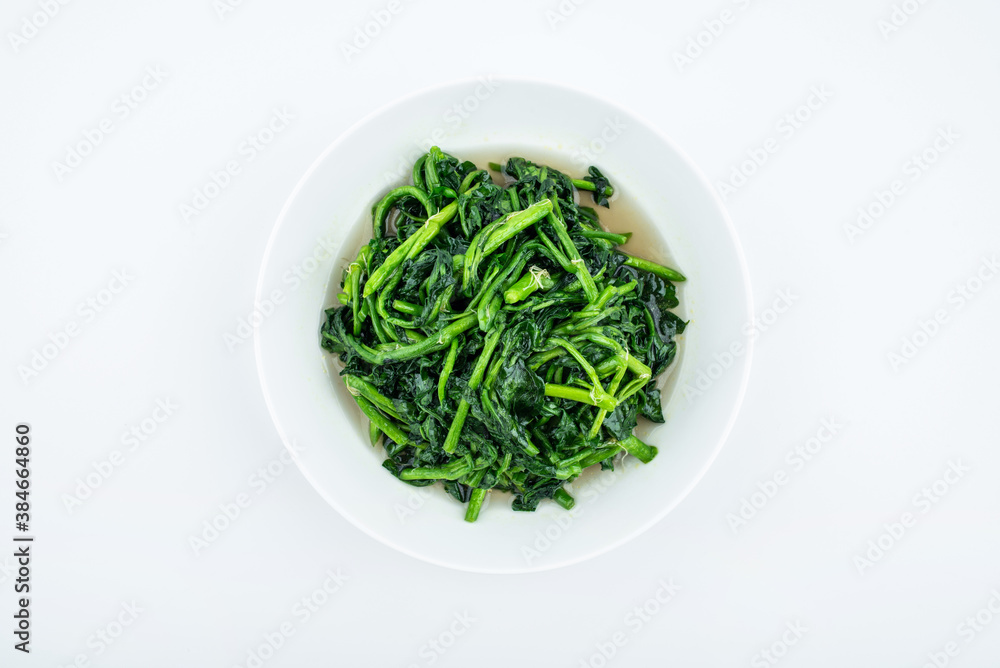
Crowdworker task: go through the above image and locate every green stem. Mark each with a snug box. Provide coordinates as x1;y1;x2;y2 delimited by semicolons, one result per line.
400;457;472;481
547;337;605;389
392;299;422;316
374;313;477;364
351;395;412;448
580;229;630;245
620;434;658;464
483;199;553;255
589;363;627;439
621;253;686;282
571;178;614;197
553;487;575;510
375;267;412;332
555;306;623;336
402;329;425;343
364;201;460;297
364;295;390;344
594;356;619;378
546;211;598;302
528;347;565;371
423;147;444;192
411;155;426;191
443;327;504;453
465;488;487;522
475;246;538;329
564;265;606;293
371;186;434;241
462;216;510;295
575;281;635;317
460;169;487;194
504;266;557;304
576;446;621;469
346;245;372;335
544;383;617;411
571;331;652;381
438;337;460;404
535;228;571;269
344;375;402;420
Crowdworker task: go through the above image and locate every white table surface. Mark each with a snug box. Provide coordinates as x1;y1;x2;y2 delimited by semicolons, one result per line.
4;0;1000;666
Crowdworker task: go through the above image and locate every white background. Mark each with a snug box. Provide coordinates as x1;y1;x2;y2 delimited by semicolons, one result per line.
3;0;1000;666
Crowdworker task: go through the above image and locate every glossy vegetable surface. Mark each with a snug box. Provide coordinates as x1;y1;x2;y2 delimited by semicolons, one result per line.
321;148;687;521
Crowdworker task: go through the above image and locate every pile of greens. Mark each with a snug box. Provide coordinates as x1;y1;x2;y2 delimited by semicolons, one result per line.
321;147;687;522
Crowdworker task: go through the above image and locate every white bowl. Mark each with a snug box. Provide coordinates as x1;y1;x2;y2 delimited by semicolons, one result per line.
255;78;752;573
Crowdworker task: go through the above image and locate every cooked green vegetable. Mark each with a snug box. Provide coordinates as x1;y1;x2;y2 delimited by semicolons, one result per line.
321;147;687;522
